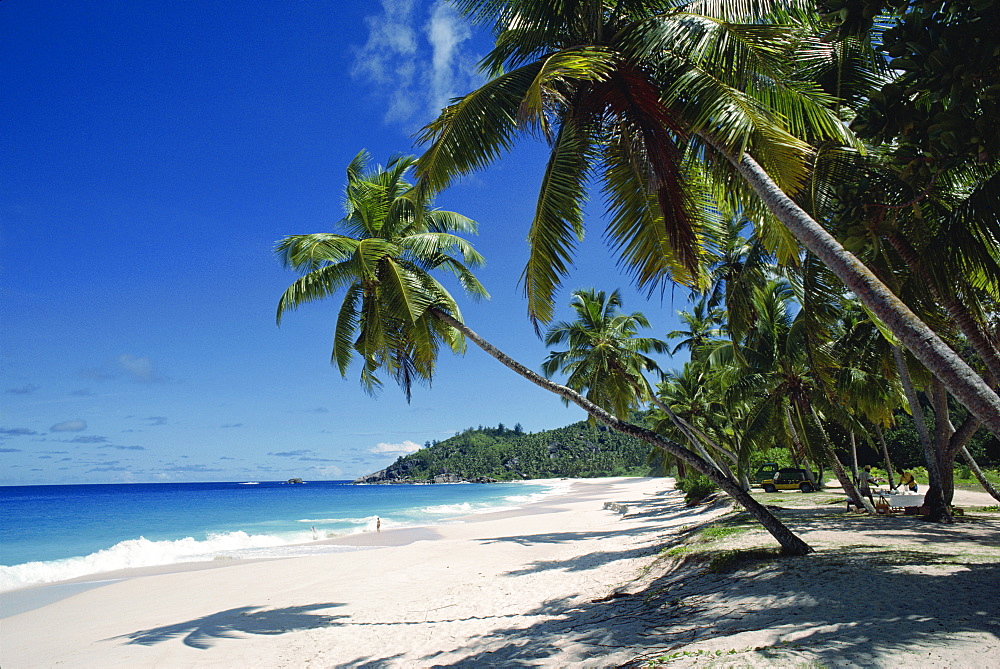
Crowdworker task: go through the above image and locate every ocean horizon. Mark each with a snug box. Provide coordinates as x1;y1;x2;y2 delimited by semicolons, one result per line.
0;478;569;592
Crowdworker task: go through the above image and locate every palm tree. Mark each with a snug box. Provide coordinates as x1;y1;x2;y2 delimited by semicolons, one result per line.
665;298;724;361
542;288;667;420
275;150;489;400
721;277;876;511
413;0;1000;440
277;154;813;555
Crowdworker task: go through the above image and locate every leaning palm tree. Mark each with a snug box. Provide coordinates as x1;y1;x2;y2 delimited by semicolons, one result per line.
414;0;1000;439
277;153;813;555
275;150;489;400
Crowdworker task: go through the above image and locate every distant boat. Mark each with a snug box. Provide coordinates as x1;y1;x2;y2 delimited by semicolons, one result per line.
286;478;304;484
239;482;260;485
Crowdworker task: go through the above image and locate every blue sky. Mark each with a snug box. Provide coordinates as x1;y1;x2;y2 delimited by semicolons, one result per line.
2;1;691;485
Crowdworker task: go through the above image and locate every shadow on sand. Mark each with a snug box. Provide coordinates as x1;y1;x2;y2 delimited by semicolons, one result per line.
112;602;347;650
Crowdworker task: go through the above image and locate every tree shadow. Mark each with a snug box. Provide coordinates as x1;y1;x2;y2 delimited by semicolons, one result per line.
408;550;1000;667
778;507;1000;548
111;602;347;650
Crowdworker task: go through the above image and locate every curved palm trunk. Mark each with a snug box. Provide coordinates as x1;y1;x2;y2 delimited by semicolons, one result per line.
431;307;813;555
875;424;896;490
802;405;875;513
784;405;819;487
893;346;951;521
960;446;1000;503
885;230;1000;385
722;147;1000;441
649;396;731;478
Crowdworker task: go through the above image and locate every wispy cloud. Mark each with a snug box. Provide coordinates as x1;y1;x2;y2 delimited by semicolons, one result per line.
64;435;109;444
0;427;39;437
270;449;314;458
220;423;244;428
5;384;39;395
162;464;223;473
145;416;168;426
352;0;479;126
82;354;168;384
0;447;22;453
99;444;146;451
51;419;87;432
369;440;423;455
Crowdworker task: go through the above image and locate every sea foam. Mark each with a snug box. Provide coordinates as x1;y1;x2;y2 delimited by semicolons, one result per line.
0;530;313;592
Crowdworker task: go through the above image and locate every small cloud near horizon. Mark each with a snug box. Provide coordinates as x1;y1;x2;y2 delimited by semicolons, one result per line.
220;423;244;428
0;427;40;437
65;435;109;444
5;384;40;395
270;449;314;457
82;354;168;384
51;419;87;432
369;440;422;455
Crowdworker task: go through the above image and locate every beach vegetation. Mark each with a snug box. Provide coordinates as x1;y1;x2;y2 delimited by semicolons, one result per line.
675;473;719;506
358;420;655;481
275;153;814;554
414;0;1000;450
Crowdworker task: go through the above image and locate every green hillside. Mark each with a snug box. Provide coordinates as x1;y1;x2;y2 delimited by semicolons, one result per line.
353;421;660;483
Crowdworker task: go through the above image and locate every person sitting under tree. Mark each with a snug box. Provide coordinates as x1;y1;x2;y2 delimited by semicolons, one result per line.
896;468;918;493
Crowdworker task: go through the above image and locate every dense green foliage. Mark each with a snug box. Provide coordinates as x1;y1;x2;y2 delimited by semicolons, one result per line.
364;421;659;481
675;473;719;505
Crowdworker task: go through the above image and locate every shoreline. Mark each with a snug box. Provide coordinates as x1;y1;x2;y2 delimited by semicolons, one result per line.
0;477;570;601
0;476;695;667
2;477;997;667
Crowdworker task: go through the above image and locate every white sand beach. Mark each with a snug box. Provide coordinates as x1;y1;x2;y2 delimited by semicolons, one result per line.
2;476;998;668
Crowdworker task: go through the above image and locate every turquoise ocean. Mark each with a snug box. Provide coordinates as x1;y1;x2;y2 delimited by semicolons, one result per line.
0;479;567;593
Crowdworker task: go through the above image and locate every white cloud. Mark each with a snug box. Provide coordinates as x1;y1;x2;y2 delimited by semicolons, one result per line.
82;354;167;383
117;354;158;382
51;419;87;432
426;1;472;113
369;440;423;455
314;465;344;479
352;0;480;126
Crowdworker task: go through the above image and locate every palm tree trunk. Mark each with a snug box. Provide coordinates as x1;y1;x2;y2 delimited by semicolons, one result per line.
893;347;952;522
959;446;1000;503
649;396;729;477
675;416;748;488
885;230;1000;385
804;406;875;513
850;431;859;482
784;405;818;487
431;307;814;555
722;147;1000;441
875;423;895;490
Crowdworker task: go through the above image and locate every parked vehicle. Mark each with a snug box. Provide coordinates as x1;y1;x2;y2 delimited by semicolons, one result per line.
751;463;779;486
761;468;818;493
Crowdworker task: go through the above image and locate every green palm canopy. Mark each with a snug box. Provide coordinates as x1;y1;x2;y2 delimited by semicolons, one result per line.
543;288;668;420
415;0;852;324
275;151;489;400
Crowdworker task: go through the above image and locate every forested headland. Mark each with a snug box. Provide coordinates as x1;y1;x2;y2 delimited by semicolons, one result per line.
352;421;658;483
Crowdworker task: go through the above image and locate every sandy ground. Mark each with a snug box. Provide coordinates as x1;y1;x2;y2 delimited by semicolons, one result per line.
1;477;998;668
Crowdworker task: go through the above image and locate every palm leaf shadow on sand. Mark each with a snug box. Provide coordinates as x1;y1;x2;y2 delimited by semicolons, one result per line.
111;602;346;650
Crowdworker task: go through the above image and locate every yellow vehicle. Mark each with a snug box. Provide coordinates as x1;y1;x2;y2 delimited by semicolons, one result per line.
761;468;817;493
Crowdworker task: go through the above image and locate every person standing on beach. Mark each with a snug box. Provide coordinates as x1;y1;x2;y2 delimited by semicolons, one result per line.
376;517;381;532
858;465;877;506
